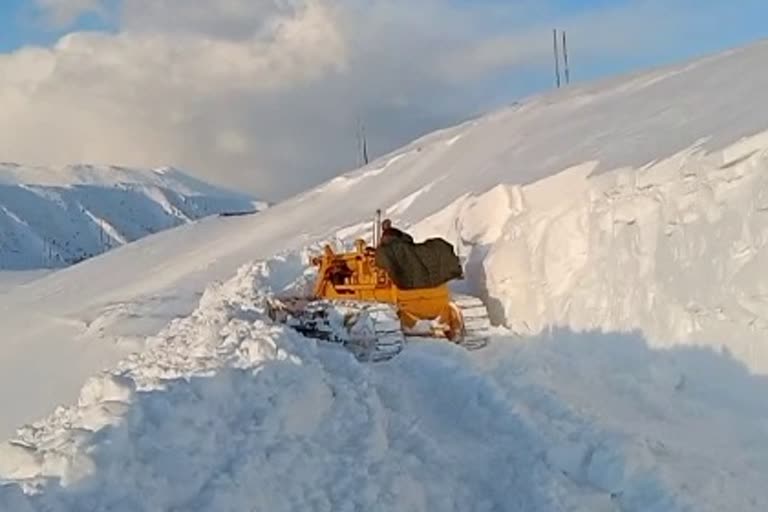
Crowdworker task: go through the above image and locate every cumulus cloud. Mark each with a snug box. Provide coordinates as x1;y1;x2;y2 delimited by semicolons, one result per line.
3;0;765;199
2;0;352;196
119;0;306;39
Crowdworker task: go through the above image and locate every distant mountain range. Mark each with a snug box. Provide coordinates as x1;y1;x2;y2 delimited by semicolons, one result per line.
0;163;267;269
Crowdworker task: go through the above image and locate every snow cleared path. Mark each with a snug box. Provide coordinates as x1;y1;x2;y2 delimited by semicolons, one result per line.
1;259;766;511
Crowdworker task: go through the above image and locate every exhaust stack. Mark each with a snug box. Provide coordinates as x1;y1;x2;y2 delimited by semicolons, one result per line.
373;209;382;246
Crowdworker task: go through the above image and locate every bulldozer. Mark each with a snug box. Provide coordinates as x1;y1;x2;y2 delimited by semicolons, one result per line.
266;212;492;361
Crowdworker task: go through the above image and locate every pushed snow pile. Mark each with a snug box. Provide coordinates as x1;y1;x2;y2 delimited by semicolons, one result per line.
0;258;564;511
1;255;767;511
0;163;265;269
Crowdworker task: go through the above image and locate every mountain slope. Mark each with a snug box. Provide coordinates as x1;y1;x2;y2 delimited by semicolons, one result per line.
0;163;266;270
1;39;768;510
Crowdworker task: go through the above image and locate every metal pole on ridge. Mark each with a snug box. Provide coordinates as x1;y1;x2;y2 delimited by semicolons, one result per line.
563;30;571;85
553;29;561;88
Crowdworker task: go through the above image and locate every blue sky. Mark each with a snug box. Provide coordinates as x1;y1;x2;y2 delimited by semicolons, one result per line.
0;0;111;52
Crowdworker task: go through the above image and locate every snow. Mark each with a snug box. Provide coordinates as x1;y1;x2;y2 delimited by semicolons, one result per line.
406;137;768;371
1;259;766;511
0;271;51;293
2;40;768;509
0;163;266;270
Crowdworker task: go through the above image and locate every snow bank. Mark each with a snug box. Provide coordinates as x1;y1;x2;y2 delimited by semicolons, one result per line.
409;135;768;372
0;163;266;270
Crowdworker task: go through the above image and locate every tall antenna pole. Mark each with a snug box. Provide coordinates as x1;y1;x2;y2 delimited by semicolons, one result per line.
553;29;561;88
356;119;369;166
562;30;571;85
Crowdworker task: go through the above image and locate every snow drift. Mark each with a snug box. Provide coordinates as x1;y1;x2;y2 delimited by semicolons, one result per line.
0;163;266;270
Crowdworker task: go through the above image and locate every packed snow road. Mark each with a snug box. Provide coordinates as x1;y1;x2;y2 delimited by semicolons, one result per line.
1;260;766;512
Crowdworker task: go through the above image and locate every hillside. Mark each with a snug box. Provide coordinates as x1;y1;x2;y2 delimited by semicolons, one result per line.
0;163;266;270
1;40;768;510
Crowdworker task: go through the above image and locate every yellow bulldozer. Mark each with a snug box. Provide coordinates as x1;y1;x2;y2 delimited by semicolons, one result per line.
266;212;491;361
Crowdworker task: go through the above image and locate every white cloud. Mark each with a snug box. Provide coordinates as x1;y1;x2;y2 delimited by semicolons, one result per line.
1;0;352;197
119;0;305;39
4;0;765;199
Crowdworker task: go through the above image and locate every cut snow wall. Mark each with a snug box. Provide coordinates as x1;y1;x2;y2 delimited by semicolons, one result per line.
410;135;768;372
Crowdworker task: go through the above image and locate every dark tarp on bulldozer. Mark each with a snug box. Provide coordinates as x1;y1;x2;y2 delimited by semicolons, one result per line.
375;236;463;289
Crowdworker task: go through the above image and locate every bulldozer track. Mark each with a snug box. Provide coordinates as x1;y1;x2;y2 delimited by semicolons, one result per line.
267;293;492;362
266;297;406;362
451;294;492;351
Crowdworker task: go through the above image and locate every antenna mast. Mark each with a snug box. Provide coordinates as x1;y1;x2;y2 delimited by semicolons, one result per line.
562;30;571;84
553;29;561;88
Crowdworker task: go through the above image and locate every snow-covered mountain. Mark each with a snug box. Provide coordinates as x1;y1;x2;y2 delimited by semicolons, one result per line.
2;40;768;510
0;163;266;270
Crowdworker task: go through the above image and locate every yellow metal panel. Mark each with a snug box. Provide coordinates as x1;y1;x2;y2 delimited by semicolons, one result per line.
309;238;462;339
